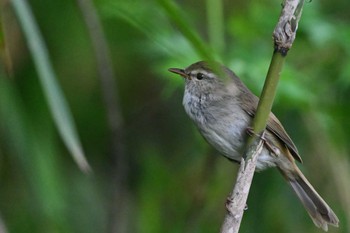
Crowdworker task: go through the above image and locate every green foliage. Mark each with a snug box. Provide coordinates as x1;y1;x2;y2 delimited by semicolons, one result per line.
11;0;90;172
0;0;349;233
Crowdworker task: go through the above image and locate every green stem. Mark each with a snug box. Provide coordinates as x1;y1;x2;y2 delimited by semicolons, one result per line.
206;0;224;56
252;51;285;134
243;51;285;162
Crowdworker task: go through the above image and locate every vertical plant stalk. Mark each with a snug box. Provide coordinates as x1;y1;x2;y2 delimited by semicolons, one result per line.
10;0;90;172
220;0;305;232
206;0;225;56
76;0;129;232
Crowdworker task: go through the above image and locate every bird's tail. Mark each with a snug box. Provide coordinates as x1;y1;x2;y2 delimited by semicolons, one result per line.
280;166;339;231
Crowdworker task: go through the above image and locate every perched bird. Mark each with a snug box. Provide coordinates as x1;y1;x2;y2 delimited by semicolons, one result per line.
168;61;339;231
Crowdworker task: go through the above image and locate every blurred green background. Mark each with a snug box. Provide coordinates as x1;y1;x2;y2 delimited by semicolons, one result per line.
0;0;349;232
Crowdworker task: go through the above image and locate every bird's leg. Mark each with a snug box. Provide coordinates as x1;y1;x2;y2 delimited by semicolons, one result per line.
246;126;259;138
246;127;266;140
246;127;279;156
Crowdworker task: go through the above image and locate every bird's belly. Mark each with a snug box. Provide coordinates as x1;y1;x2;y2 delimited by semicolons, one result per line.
198;118;248;162
199;122;277;172
186;98;278;171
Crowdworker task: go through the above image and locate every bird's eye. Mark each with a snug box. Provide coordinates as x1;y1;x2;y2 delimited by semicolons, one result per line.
196;73;205;80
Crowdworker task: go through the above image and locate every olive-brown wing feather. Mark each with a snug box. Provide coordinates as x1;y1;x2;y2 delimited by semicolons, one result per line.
240;95;302;163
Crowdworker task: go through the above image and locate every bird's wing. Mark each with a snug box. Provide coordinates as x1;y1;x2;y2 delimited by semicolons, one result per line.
242;98;302;163
266;113;302;163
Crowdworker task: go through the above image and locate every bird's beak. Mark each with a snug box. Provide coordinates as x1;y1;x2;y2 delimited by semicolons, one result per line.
168;68;190;79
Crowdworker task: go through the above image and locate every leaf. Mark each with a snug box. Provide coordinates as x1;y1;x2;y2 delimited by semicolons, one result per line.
11;0;91;172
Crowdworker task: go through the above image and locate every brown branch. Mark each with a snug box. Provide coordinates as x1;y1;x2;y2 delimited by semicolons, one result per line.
220;0;305;232
273;0;305;54
220;138;264;233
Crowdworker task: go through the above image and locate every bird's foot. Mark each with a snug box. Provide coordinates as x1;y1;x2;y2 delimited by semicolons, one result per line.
246;127;279;156
246;127;266;140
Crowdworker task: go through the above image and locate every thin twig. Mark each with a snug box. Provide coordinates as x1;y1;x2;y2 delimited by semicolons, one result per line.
220;0;305;232
220;138;264;233
273;0;305;54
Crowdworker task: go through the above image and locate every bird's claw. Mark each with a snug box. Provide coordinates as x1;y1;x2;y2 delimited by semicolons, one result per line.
246;127;266;140
246;127;279;156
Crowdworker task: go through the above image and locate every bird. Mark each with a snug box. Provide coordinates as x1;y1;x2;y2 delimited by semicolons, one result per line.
168;61;339;231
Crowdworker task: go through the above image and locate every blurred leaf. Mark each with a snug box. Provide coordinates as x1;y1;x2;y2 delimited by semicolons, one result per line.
0;77;70;233
11;0;90;172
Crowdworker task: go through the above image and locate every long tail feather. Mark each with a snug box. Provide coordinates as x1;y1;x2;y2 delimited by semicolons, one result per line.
281;166;339;231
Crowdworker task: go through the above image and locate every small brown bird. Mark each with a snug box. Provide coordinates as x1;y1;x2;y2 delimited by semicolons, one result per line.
169;61;339;231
